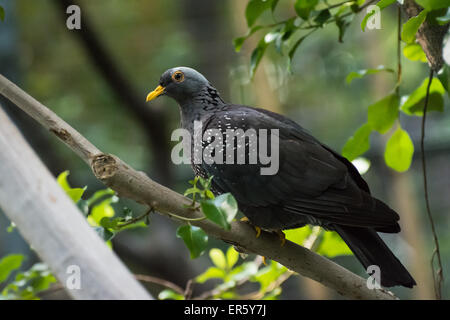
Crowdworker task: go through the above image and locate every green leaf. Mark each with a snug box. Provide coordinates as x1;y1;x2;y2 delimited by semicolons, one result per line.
251;261;287;291
228;261;259;282
195;267;226;283
294;0;318;20
88;198;116;227
403;43;428;62
0;254;24;283
401;9;428;44
86;188;115;206
99;217;120;230
316;232;352;258
284;226;312;246
415;0;449;11
336;16;351;43
209;248;227;269
56;170;71;191
158;289;184;300
288;35;308;62
245;0;274;27
7;222;16;233
437;64;450;98
436;8;450;25
341;123;372;161
271;0;280;12
346;65;394;84
184;187;201;197
66;188;86;203
250;38;268;78
2;263;56;299
233;25;263;52
176;225;208;259
384;127;414;172
367;94;399;134
313;9;331;25
201;193;238;230
56;171;86;203
226;246;239;269
250;31;281;77
93;226;115;242
401;77;445;116
0;6;4;22
361;0;396;31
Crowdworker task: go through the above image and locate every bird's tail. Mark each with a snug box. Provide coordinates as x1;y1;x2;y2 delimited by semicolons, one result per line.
334;225;416;288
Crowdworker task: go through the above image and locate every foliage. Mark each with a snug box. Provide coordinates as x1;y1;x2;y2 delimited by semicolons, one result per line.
0;255;56;300
0;5;4;22
57;171;147;243
238;0;450;173
0;171;150;300
161;224;352;299
177;176;238;259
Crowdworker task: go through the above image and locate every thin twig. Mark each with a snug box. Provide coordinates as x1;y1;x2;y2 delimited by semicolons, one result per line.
326;0;355;10
421;69;444;300
134;274;185;296
116;207;153;229
395;6;402;95
193;256;264;300
200;228;324;300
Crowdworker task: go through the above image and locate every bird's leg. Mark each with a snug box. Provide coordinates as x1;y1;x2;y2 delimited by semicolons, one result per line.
240;217;261;238
274;230;286;247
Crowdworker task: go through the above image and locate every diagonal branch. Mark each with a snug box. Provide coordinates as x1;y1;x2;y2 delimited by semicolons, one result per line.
0;73;397;300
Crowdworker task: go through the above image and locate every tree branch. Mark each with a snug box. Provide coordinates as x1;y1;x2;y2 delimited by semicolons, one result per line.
0;105;151;300
0;73;397;300
402;0;449;71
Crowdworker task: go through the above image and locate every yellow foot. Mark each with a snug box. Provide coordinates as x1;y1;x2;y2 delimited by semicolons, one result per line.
274;230;286;247
262;256;267;265
240;217;261;238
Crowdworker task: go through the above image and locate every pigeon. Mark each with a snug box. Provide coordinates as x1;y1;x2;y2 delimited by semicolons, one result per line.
146;66;416;288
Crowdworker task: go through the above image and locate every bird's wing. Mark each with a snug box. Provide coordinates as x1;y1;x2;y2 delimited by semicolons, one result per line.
199;105;398;228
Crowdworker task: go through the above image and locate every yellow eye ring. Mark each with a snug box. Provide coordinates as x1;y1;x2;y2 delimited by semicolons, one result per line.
172;71;185;83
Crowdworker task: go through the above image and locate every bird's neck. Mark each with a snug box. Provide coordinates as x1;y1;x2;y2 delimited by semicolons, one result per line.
179;84;225;131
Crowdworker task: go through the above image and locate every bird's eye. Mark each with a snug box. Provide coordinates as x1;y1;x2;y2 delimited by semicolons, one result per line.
172;71;185;82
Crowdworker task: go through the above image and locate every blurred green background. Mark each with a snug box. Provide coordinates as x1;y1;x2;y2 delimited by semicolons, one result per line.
0;0;449;299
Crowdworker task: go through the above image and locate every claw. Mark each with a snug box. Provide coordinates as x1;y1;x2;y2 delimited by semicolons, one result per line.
255;226;262;238
275;230;286;247
262;256;267;265
240;217;262;238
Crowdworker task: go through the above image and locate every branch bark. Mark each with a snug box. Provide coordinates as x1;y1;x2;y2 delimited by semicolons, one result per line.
0;105;151;300
402;0;449;71
0;73;397;300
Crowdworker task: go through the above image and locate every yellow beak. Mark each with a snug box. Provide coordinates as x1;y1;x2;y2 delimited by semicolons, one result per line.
146;85;165;102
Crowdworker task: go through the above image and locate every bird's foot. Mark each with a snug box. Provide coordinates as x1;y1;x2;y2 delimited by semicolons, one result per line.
240;217;262;238
274;230;286;247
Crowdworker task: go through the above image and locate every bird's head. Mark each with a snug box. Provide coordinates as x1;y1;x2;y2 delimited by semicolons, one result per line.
146;67;209;105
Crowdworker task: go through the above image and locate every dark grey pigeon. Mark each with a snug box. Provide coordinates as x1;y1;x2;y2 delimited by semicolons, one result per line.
146;66;416;288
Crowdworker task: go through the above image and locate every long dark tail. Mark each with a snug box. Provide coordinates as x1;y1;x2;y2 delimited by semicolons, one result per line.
334;225;416;288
